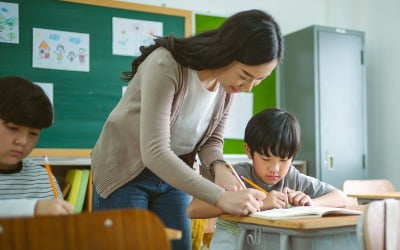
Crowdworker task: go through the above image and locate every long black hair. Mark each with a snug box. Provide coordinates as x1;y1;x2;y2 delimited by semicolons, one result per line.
122;9;283;81
0;76;53;129
244;108;300;159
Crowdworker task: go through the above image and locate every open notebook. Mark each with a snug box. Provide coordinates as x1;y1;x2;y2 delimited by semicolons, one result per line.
250;206;362;220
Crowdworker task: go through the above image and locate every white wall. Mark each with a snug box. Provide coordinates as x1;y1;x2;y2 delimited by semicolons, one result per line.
120;0;400;189
362;0;400;186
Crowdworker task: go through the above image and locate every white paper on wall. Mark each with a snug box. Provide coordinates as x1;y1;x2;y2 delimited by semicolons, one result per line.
0;2;19;44
224;92;253;139
112;17;163;56
32;28;90;72
34;82;54;106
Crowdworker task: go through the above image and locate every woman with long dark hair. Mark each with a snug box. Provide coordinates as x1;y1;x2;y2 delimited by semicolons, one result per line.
91;9;283;250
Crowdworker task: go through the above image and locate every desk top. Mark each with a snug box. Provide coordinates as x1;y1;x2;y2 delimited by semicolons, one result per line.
220;205;366;230
347;192;400;199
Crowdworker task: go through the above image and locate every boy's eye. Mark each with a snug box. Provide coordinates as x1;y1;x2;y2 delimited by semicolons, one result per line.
6;124;18;130
29;128;41;136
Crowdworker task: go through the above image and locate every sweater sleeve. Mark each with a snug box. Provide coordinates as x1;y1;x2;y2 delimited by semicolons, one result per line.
139;48;224;205
0;199;37;217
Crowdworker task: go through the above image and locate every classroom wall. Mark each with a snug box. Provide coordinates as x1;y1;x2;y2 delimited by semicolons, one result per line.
122;0;400;189
361;0;400;187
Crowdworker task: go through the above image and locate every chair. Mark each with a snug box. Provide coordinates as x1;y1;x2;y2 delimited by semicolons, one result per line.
0;209;172;250
357;199;400;250
343;179;395;205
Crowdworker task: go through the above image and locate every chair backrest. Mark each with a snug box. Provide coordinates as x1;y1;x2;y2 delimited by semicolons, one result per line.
357;199;400;250
343;179;395;194
0;209;171;250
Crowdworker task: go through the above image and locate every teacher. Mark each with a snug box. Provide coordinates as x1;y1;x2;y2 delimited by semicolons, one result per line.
91;9;283;250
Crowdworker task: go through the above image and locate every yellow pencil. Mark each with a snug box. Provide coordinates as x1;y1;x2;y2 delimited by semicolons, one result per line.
241;176;292;208
226;163;247;189
240;176;268;194
43;155;59;199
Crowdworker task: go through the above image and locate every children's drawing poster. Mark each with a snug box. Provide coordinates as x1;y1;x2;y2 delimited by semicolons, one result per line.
0;2;19;43
32;28;90;72
112;17;163;56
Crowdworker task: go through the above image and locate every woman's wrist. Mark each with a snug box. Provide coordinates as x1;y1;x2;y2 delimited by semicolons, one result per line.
210;160;228;177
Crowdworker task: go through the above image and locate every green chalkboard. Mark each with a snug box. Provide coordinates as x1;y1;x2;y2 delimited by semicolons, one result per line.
0;0;188;148
195;13;277;154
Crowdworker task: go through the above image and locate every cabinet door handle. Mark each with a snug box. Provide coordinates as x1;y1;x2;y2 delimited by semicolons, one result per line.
327;155;334;170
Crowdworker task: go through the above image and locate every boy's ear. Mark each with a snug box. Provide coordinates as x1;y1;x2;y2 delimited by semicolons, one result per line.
244;143;252;159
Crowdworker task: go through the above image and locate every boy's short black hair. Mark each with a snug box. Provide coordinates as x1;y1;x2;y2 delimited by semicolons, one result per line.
0;76;53;129
244;108;301;159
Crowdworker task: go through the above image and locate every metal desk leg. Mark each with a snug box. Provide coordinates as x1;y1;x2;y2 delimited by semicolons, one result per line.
280;233;289;250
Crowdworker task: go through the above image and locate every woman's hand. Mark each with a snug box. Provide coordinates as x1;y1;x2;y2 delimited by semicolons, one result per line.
214;163;243;191
283;187;313;206
216;189;266;216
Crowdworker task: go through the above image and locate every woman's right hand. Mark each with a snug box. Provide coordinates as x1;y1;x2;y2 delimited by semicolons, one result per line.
215;189;266;216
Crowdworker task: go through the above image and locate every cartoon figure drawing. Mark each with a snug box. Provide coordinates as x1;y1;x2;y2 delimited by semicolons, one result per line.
54;44;65;64
38;40;50;59
0;6;18;43
78;48;87;65
66;51;76;63
118;29;128;47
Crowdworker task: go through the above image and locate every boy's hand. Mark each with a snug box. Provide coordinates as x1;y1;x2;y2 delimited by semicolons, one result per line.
262;190;290;209
216;189;266;216
34;199;74;216
284;187;313;206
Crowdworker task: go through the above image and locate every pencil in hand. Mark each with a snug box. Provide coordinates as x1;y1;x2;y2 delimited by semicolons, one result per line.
240;176;268;194
241;176;292;208
43;155;59;199
283;188;293;208
226;163;247;189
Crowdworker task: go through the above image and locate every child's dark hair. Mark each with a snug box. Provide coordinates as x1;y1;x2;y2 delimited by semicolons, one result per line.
122;9;283;81
244;108;300;159
0;76;53;129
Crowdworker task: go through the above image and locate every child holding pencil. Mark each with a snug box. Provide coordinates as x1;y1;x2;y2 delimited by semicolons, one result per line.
0;76;73;217
187;108;347;249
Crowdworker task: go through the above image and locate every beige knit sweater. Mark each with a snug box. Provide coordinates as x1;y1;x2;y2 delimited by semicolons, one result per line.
91;48;233;205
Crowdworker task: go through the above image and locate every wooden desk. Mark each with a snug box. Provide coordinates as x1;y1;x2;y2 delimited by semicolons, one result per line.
220;206;366;250
347;192;400;205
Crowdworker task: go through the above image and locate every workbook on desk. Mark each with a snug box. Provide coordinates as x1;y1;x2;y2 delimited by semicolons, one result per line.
250;206;362;220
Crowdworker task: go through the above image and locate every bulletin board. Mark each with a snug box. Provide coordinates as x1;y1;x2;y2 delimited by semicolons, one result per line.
0;0;191;148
